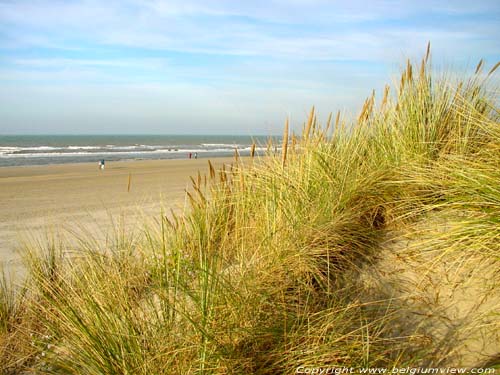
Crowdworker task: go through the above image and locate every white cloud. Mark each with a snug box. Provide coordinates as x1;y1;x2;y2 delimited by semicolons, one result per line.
0;0;498;134
1;0;498;60
12;57;167;68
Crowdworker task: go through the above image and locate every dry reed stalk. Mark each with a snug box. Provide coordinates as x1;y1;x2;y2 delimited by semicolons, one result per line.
453;82;464;104
358;99;368;123
190;176;197;188
400;72;406;92
335;110;341;128
193;184;206;204
208;160;216;180
164;215;176;229
282;118;289;168
127;173;131;193
381;85;390;109
472;86;480;99
164;208;180;229
314;115;328;145
291;132;297;156
197;171;202;188
239;171;245;190
186;191;197;208
425;41;431;62
475;59;484;74
340;118;347;134
170;208;179;228
324;112;333;136
369;90;375;115
406;59;413;82
358;91;375;123
488;61;500;76
250;143;256;158
220;164;226;184
419;59;426;80
234;148;240;164
267;138;273;154
304;106;315;141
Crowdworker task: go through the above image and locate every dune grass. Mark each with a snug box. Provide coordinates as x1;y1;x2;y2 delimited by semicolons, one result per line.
1;50;499;374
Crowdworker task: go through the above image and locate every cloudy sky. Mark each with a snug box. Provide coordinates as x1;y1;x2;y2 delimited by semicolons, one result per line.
0;0;499;135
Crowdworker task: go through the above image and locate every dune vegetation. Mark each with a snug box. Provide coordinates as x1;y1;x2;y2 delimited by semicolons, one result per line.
1;49;499;374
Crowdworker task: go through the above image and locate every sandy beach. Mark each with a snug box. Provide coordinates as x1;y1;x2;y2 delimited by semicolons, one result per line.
0;157;236;279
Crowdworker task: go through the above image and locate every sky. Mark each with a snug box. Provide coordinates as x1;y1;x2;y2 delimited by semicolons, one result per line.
0;0;499;135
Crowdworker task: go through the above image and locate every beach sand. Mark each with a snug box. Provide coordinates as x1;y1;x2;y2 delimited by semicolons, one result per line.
0;157;237;280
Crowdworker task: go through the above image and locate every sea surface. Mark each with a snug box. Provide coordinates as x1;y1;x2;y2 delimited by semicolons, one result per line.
0;135;272;167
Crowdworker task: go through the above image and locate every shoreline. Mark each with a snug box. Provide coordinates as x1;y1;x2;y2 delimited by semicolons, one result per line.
0;154;239;175
0;152;251;170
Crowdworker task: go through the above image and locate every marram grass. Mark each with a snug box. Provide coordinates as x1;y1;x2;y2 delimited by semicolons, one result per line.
1;51;500;374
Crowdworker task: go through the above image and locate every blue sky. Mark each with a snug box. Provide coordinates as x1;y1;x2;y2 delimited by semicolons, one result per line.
0;0;499;135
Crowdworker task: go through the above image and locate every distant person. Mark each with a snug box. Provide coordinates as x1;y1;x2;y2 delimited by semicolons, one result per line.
189;152;192;159
98;160;102;170
194;152;198;159
100;159;105;170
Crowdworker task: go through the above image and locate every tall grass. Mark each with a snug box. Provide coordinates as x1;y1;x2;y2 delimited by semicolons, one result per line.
1;50;499;373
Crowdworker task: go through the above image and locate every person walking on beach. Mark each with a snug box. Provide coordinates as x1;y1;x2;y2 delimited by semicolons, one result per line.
100;159;105;170
194;152;198;159
189;152;192;159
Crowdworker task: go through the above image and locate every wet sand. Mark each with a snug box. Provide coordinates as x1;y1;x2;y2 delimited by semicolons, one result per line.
0;157;236;280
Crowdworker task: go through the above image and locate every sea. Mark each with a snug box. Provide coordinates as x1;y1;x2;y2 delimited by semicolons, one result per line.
0;135;273;168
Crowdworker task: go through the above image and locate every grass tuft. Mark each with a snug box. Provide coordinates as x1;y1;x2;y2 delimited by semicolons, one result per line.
1;51;500;373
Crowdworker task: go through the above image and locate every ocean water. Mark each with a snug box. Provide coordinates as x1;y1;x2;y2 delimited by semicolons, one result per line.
0;135;273;167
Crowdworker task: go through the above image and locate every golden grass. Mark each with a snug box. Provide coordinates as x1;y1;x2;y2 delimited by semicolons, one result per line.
1;50;499;374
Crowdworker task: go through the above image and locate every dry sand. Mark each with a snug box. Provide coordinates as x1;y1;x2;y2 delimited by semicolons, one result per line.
357;215;500;367
0;157;236;280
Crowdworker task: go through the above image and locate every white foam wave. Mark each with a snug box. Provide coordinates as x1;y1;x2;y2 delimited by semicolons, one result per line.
0;146;60;155
0;148;256;158
201;143;244;148
0;147;21;155
67;146;101;150
21;146;59;151
0;143;265;159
